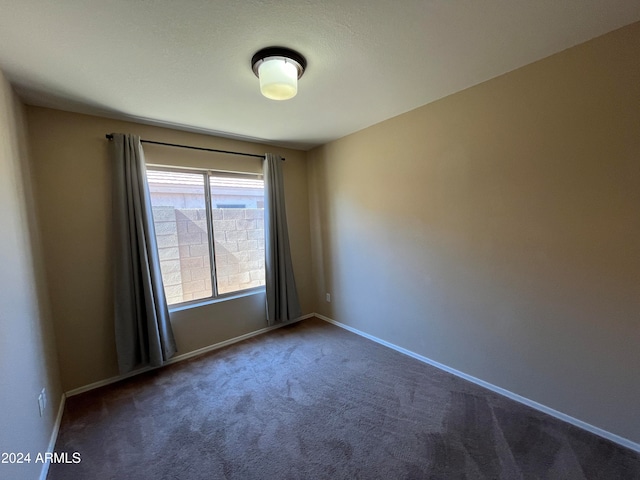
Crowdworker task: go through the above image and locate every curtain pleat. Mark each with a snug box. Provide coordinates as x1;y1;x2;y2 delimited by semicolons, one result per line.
111;133;177;373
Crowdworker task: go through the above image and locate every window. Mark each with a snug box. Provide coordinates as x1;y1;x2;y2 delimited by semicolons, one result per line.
147;168;265;306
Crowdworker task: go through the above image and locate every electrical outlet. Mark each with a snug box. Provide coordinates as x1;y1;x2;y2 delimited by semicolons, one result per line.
38;388;46;417
325;293;331;303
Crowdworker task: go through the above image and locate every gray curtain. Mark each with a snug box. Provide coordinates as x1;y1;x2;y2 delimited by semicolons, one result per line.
263;153;302;325
111;133;177;373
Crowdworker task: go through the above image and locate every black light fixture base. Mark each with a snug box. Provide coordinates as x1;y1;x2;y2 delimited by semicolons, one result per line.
251;47;306;79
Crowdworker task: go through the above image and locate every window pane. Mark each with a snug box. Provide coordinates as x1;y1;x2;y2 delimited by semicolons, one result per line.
210;175;265;295
147;170;212;305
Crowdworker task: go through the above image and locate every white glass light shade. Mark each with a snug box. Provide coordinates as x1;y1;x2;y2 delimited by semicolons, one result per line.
258;59;298;100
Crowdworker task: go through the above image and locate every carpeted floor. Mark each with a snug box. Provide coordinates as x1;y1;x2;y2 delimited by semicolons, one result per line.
49;317;640;479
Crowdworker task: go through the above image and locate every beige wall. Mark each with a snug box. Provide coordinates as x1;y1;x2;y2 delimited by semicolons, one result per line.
308;22;640;444
26;107;312;392
0;71;62;479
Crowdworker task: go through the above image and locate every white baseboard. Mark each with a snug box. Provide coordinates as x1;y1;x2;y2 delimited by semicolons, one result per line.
39;393;66;480
315;314;640;453
65;314;313;398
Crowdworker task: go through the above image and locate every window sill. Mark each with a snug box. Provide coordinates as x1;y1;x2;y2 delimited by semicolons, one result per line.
168;287;265;313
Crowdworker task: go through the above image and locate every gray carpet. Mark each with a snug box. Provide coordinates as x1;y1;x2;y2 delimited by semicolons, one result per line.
49;317;640;479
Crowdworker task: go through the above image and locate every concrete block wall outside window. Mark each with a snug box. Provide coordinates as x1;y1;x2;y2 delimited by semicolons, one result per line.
148;170;265;305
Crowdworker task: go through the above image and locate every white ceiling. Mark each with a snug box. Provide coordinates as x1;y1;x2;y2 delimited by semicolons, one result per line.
0;1;638;150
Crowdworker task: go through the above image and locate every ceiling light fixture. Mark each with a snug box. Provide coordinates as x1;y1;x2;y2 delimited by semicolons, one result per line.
251;47;306;101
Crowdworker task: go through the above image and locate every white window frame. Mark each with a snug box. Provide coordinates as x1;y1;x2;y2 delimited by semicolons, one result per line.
146;165;266;310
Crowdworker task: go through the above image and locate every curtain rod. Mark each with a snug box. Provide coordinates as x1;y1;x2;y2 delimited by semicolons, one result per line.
105;134;284;161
